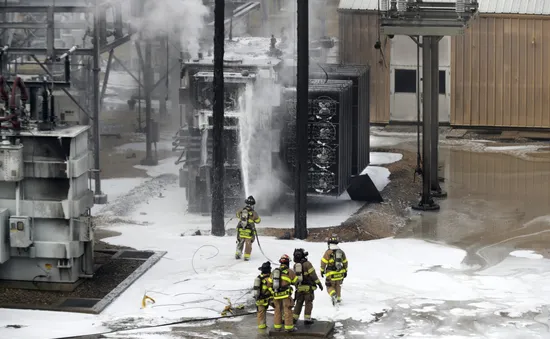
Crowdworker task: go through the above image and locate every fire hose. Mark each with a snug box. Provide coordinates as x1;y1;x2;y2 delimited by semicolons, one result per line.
253;226;277;265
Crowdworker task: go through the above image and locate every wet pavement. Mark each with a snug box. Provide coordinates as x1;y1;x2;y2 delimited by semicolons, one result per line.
398;146;550;267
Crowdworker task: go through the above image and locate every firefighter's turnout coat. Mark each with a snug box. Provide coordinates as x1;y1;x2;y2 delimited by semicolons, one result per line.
236;206;261;240
320;244;348;301
254;272;272;329
267;265;298;330
320;244;348;281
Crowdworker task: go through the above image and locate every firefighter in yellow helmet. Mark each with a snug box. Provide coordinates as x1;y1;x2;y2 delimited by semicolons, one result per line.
253;261;273;331
292;248;323;324
267;254;298;332
235;196;261;261
320;234;348;306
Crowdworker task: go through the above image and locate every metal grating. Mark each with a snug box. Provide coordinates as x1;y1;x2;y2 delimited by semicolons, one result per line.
59;298;100;308
117;251;155;259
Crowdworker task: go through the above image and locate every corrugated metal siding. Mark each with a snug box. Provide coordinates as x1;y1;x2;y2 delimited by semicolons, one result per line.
338;0;550;15
339;0;379;10
451;16;550;128
339;12;391;123
482;0;550;15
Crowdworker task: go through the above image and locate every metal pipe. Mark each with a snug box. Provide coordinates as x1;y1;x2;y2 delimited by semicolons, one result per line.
49;92;55;123
100;49;114;111
64;57;70;82
31;54;92;120
416;36;438;210
295;0;309;240
211;0;225;236
142;40;154;163
430;37;444;196
92;0;103;198
15;181;20;216
41;86;48;122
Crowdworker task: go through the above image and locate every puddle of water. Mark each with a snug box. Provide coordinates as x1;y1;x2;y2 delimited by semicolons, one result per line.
397;148;550;268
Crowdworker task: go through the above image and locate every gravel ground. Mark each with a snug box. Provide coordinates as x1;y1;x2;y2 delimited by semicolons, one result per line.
260;148;422;242
0;258;143;306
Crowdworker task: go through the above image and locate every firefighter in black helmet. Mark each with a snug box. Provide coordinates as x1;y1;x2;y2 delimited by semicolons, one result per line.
320;234;348;305
293;248;323;324
254;261;273;331
235;196;261;261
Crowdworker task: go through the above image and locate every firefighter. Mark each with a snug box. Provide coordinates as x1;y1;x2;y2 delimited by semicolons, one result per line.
254;261;273;331
320;234;348;306
267;254;298;332
292;248;323;325
235;196;261;261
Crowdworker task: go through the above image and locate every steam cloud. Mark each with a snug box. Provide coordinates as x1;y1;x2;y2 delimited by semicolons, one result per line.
133;0;209;56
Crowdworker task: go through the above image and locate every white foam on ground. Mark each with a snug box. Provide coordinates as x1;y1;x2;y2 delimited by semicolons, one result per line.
370;152;403;166
509;250;544;260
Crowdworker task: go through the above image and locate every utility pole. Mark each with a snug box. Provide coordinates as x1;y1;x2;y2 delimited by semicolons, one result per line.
212;0;225;236
140;38;158;166
294;0;309;239
93;0;107;204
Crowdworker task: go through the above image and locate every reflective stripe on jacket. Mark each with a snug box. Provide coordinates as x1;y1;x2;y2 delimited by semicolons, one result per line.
238;227;254;239
294;260;321;292
267;266;297;299
320;248;348;280
256;274;272;306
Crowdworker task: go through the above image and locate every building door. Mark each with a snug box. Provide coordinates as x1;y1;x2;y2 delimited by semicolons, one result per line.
390;67;450;123
390;67;419;122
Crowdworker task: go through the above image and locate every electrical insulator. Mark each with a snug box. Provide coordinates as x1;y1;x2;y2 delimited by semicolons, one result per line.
397;0;407;12
380;0;389;12
456;0;466;14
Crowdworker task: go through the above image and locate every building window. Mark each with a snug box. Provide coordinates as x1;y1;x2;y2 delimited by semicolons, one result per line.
395;69;417;93
439;70;446;95
395;69;447;94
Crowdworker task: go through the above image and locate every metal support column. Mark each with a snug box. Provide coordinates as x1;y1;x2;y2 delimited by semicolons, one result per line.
159;36;168;117
294;0;309;239
211;0;225;236
93;1;107;204
412;36;439;211
46;6;54;72
140;39;158;166
100;49;114;111
430;36;447;198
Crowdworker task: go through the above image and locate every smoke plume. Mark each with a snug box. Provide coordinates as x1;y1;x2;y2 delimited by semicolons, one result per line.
134;0;209;56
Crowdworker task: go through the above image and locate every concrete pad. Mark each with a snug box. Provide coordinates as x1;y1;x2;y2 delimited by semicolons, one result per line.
0;250;165;315
91;250;165;314
268;320;335;337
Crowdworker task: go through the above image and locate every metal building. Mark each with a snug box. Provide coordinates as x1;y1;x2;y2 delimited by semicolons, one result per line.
337;0;550;129
452;1;550;128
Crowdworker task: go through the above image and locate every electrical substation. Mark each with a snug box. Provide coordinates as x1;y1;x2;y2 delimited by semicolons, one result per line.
0;0;168;290
379;0;478;210
174;38;382;216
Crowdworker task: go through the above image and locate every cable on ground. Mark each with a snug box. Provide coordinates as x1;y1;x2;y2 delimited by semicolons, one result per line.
51;311;257;339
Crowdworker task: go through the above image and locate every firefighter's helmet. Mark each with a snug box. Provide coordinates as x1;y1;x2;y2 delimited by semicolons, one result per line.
245;196;256;206
293;248;308;262
279;254;290;266
327;234;340;245
258;261;272;274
